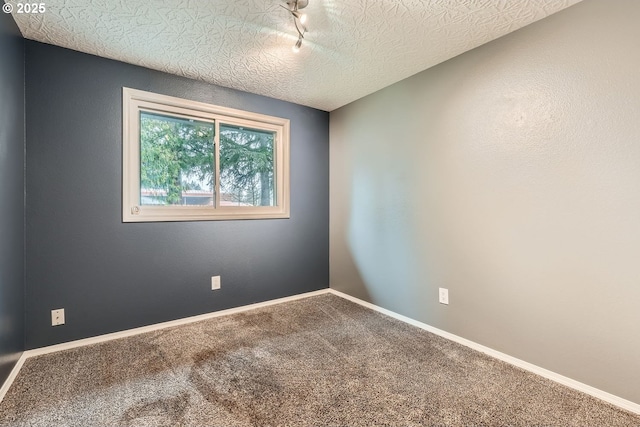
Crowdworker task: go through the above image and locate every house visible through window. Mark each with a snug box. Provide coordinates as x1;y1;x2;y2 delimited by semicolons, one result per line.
123;88;290;222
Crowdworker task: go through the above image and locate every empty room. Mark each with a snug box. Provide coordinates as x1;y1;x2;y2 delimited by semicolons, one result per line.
1;0;639;425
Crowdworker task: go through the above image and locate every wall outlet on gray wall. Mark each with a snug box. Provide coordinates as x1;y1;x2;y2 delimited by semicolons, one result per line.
438;288;449;305
211;276;221;290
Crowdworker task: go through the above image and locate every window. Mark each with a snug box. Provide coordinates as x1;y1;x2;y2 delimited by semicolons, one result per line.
123;88;290;222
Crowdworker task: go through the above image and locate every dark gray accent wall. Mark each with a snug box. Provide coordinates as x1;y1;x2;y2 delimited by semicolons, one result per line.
0;13;25;382
25;41;329;349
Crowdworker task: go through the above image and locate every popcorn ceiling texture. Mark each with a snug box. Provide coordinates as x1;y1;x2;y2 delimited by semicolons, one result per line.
0;294;639;426
8;0;581;111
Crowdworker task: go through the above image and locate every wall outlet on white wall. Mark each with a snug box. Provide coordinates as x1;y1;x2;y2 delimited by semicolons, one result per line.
51;308;65;326
211;276;221;290
438;288;449;305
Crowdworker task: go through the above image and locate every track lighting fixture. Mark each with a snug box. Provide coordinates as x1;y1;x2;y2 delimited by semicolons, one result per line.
282;0;308;52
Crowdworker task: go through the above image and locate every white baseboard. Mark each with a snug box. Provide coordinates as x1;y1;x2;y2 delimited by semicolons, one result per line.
0;353;28;404
0;288;331;403
2;287;638;416
328;288;640;415
27;289;331;358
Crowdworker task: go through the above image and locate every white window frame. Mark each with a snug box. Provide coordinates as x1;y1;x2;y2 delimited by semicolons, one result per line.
123;88;290;222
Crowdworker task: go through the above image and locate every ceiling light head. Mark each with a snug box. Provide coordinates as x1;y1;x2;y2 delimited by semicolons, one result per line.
291;10;307;24
292;36;303;53
286;0;308;10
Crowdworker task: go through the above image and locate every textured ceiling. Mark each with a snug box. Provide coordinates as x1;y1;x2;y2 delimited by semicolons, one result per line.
8;0;582;111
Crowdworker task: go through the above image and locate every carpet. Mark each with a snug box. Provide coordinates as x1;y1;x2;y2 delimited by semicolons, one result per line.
0;293;638;426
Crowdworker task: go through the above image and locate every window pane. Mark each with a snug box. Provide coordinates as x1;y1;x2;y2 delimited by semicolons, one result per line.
140;111;215;206
220;124;276;207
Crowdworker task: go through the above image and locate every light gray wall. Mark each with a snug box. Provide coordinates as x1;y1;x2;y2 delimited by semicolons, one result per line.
26;41;329;349
330;0;640;404
0;13;25;384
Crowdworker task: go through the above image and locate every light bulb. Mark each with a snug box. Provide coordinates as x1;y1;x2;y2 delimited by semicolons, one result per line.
299;13;307;24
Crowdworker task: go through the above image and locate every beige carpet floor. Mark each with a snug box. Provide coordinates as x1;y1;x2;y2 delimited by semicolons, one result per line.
0;293;639;426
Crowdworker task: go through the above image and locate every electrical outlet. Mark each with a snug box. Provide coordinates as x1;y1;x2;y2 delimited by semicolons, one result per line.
211;276;221;290
438;288;449;305
51;309;65;326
